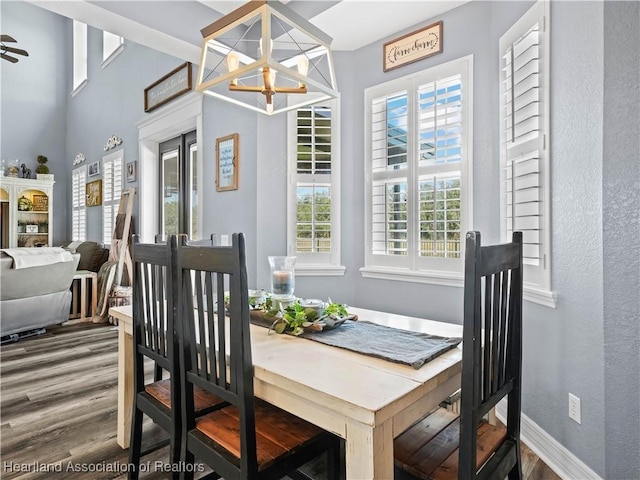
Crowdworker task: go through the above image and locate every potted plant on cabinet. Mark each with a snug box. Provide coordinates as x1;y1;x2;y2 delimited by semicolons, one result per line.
36;155;53;180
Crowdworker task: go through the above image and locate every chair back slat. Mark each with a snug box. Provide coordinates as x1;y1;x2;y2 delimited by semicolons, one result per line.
132;235;179;391
458;231;523;480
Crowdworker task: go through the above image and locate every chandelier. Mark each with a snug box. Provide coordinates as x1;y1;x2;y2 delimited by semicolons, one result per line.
196;0;338;115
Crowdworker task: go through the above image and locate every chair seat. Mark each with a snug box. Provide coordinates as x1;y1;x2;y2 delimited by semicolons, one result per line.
145;380;225;412
195;398;328;472
394;408;507;480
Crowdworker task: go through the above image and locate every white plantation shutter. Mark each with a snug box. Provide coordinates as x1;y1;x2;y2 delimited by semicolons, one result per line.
287;100;342;270
103;152;123;245
366;56;472;274
370;91;409;259
500;0;551;291
72;167;86;241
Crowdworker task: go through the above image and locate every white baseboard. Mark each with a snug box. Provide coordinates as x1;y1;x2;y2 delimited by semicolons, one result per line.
495;402;602;480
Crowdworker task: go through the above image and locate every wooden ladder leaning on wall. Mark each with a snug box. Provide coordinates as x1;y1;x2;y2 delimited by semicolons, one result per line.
92;188;135;324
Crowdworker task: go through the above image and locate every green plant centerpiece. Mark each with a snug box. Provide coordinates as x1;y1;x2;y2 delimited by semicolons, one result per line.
263;297;350;336
36;155;49;174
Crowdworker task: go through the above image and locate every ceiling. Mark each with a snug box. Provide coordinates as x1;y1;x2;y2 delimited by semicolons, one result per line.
29;0;469;60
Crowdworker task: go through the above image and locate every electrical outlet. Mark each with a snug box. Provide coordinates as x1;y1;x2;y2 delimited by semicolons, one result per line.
569;393;581;424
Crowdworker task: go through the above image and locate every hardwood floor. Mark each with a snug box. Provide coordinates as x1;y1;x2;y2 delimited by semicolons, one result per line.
1;323;561;480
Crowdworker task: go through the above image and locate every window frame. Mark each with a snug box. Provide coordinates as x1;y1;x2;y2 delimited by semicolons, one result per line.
287;98;345;276
362;55;474;286
102;31;124;68
102;149;124;246
72;166;86;241
499;0;556;307
72;20;87;96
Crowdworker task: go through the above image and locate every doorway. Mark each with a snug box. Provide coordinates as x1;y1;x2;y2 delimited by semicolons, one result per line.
159;130;198;239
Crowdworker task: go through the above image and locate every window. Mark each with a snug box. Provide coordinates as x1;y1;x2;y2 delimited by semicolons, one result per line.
499;0;554;306
159;131;198;239
72;20;87;94
103;150;123;245
287;100;344;275
363;56;473;284
102;31;124;67
72;167;86;241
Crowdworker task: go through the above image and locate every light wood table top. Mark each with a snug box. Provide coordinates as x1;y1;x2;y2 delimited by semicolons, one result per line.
109;304;462;480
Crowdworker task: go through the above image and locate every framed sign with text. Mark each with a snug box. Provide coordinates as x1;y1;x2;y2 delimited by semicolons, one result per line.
383;21;443;72
144;62;192;112
216;133;239;192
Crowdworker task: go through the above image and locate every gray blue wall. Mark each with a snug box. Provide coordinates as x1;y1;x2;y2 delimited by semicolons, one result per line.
2;1;639;478
0;1;68;245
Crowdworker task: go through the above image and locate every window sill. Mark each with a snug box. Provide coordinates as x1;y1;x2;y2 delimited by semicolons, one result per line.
296;264;346;276
101;44;125;69
523;285;558;308
71;79;87;97
360;267;558;308
359;266;463;287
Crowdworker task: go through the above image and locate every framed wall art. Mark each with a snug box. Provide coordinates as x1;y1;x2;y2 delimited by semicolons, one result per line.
32;194;49;211
86;179;103;206
383;21;443;72
216;133;238;192
144;62;192;112
126;161;137;183
88;161;100;177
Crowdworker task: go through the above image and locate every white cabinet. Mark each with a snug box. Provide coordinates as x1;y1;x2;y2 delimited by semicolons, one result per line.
0;177;54;248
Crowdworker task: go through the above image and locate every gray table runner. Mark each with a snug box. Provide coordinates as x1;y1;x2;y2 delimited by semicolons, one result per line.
302;320;461;369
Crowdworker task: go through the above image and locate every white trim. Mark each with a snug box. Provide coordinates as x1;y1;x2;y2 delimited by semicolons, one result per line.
71;79;87;97
31;0;201;64
359;266;464;288
137;92;203;243
524;284;558;308
297;264;346;276
495;402;602;480
101;43;124;69
359;267;558;307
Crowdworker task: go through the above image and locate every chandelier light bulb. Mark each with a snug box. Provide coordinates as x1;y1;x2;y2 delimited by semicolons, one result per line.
259;37;273;57
297;55;309;87
297;55;309;76
227;52;240;86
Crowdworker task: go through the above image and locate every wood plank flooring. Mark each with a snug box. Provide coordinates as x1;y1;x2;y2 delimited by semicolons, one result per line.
1;323;561;480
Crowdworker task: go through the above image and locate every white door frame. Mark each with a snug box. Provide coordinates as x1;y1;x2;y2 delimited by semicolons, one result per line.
136;92;203;242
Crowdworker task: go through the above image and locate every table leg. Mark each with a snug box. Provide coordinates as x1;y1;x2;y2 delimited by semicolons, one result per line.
117;325;134;448
345;419;393;480
79;276;87;321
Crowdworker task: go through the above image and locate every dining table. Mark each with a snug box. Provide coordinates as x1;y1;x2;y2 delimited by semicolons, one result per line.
109;304;463;480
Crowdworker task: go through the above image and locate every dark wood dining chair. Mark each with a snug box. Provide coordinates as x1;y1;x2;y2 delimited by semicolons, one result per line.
129;235;225;480
394;231;524;480
178;233;341;480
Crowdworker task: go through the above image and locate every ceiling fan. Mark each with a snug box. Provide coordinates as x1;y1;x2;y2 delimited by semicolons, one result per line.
1;35;29;63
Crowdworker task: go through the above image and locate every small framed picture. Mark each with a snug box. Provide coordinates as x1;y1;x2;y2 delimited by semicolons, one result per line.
26;225;39;233
216;133;239;192
32;194;49;211
86;179;103;207
126;161;137;183
88;161;100;177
